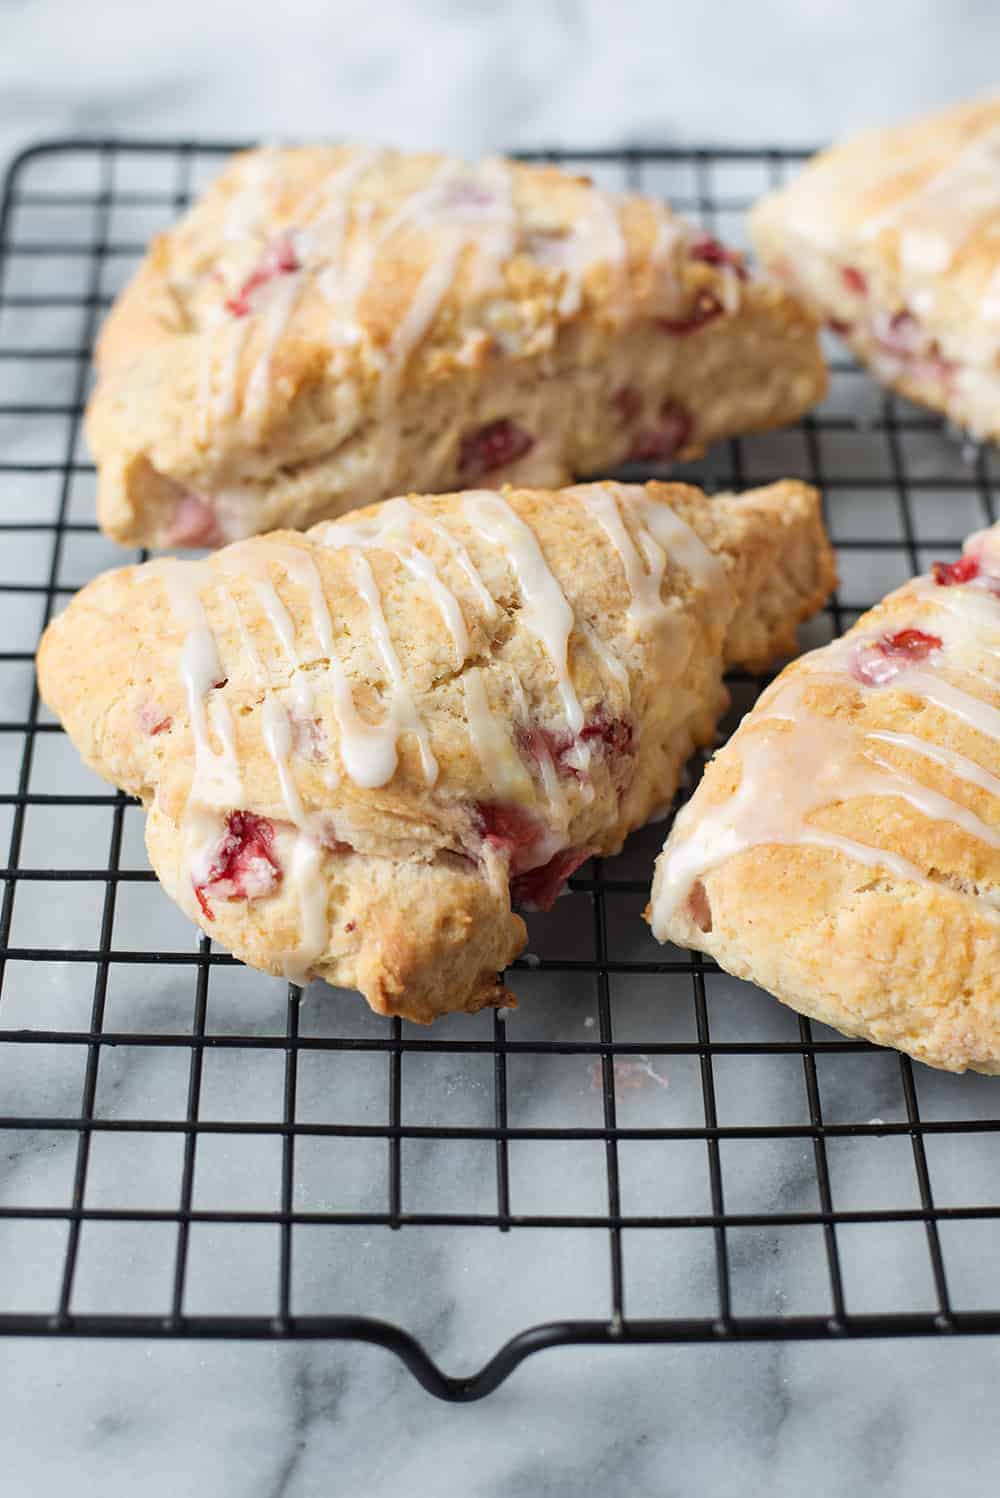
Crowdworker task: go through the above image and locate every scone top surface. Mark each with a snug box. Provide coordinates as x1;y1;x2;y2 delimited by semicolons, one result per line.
751;96;1000;437
38;479;833;1024
651;521;1000;1074
86;145;825;547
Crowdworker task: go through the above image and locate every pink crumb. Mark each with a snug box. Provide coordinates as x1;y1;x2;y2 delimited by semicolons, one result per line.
628;400;693;463
164;492;221;549
137;700;172;736
226;231;300;317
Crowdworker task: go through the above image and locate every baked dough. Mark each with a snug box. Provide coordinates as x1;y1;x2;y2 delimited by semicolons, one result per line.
650;522;1000;1073
87;146;826;548
38;479;834;1023
751;97;1000;441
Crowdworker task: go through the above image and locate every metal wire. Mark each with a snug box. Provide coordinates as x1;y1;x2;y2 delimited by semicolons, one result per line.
0;139;997;1402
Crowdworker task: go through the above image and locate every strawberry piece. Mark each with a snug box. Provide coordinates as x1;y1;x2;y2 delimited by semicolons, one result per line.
510;846;594;911
475;802;545;875
689;234;748;281
628;400;693;463
516;724;574;770
226;231;300;317
164;492;221;549
457;419;535;485
517;711;634;782
580;709;633;759
875;310;922;358
613;385;643;425
193;811;281;920
138;701;172;736
841;265;868;295
932;555;979;586
853;628;942;687
657;291;724;337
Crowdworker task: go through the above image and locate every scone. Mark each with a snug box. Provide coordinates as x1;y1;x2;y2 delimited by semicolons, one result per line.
38;479;834;1023
650;522;1000;1074
87;145;826;548
751;96;1000;441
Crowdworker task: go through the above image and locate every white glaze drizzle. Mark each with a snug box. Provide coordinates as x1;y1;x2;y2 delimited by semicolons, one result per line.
349;548;437;784
223;148;279;241
576;484;666;626
243;270;303;419
462;666;533;801
579;619;630;695
236;541;411;791
859;124;1000;274
213;316;251;423
572;481;722;638
301;147;384;273
318;498;470;663
158;563;243;893
555;184;630;320
651;553;1000;935
462;491;583;733
866;730;1000;803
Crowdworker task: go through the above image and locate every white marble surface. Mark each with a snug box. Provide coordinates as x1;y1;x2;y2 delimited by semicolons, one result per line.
3;2;1000;1493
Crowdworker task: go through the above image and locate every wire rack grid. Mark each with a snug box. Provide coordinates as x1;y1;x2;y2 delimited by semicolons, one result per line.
0;139;998;1403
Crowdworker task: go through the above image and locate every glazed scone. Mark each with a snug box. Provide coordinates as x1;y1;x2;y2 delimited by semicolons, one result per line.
87;145;827;548
38;479;834;1024
650;522;1000;1074
751;97;1000;441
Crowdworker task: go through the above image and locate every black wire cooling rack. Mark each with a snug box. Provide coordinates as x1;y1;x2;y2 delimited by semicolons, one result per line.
1;140;999;1403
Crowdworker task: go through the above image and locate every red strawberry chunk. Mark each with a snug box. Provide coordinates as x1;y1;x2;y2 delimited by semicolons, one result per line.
628;400;692;463
517;711;634;783
457;419;535;485
689;234;748;281
933;555;979;586
194;811;281;919
841;265;868;295
510;845;594;911
517;723;575;769
852;628;942;687
226;231;300;317
657;290;724;337
613;384;643;425
475;801;545;875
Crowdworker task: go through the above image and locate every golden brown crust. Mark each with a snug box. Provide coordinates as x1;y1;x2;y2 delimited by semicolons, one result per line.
650;522;1000;1073
86;146;825;548
38;479;833;1023
751;96;1000;441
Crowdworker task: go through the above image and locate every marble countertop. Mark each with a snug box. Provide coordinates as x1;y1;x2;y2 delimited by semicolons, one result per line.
4;2;1000;1494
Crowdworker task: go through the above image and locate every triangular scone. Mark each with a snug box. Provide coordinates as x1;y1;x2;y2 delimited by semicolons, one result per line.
751;97;1000;442
650;523;1000;1074
87;145;826;548
39;479;834;1024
